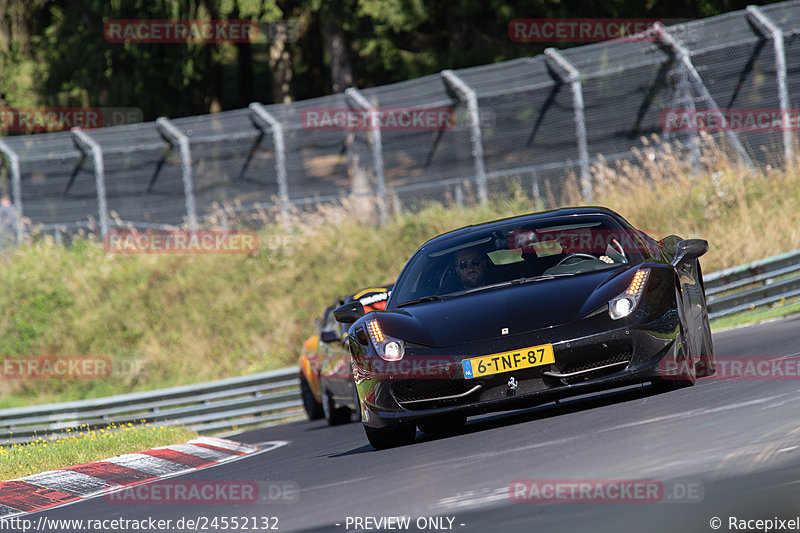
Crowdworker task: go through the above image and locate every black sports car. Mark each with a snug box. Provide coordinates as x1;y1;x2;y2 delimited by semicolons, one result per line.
335;207;715;449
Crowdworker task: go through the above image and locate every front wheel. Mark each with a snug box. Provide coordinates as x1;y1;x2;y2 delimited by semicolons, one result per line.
322;382;352;426
659;336;696;389
653;286;697;392
300;375;324;420
364;421;416;450
653;336;697;392
696;296;716;378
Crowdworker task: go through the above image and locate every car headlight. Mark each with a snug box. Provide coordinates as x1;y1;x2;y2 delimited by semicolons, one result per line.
609;268;650;320
366;319;405;361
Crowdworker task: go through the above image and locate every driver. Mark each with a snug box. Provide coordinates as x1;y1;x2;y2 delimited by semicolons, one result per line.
454;248;488;289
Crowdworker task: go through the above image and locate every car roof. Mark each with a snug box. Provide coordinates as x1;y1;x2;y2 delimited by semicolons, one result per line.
419;206;628;248
343;283;394;305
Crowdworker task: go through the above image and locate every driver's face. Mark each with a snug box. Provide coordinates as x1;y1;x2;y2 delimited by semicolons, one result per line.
455;249;486;288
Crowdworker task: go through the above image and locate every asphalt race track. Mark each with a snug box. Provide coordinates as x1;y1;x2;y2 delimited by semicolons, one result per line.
30;315;800;533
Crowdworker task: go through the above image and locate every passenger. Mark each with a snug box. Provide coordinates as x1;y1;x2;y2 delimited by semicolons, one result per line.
557;231;617;264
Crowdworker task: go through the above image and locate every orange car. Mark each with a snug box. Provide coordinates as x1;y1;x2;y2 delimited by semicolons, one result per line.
299;285;392;424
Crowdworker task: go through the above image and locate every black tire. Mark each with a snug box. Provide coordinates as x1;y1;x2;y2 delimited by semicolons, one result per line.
696;283;716;378
300;375;324;420
416;415;467;434
652;349;696;391
671;327;697;387
364;421;417;450
322;382;352;426
652;285;697;392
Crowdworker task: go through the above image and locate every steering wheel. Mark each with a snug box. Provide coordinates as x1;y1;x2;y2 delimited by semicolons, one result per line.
556;253;599;266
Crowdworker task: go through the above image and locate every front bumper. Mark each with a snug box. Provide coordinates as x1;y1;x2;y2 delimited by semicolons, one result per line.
355;312;681;429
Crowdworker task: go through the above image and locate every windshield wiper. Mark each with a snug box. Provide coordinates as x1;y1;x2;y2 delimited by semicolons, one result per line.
512;274;575;282
463;274;574;295
397;295;444;308
401;275;576;304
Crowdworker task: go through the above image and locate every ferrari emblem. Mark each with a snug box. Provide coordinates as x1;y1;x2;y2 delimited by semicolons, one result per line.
501;327;509;335
507;376;518;397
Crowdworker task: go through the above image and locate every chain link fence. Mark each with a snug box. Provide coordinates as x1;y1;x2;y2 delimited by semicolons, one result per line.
0;1;797;243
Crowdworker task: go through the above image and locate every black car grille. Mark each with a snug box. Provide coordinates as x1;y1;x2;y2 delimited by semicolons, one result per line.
388;346;632;408
391;380;481;410
554;349;631;385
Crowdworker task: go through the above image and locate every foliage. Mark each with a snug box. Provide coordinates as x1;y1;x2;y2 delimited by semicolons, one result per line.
0;0;784;118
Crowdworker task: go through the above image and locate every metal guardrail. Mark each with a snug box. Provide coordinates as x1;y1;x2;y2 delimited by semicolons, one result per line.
705;249;800;320
1;251;799;445
0;366;303;445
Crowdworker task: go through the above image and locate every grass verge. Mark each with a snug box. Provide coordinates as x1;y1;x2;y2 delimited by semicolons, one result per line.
710;295;800;331
0;423;197;479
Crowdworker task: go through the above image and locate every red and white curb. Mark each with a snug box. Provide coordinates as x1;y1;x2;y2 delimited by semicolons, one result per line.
0;437;287;518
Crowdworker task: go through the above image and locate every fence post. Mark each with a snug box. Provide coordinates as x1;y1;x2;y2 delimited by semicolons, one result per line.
156;117;198;230
249;103;291;227
663;60;702;176
746;6;793;167
0;140;24;244
344;88;388;226
654;22;756;172
544;49;592;203
441;70;488;204
531;168;542;208
70;128;109;239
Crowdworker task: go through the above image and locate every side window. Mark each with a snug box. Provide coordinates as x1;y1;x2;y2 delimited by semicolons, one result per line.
321;307;340;336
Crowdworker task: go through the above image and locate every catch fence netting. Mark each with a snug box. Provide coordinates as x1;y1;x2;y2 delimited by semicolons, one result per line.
0;0;797;243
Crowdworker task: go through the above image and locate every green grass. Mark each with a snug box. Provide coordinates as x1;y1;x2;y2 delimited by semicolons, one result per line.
0;137;798;408
0;423;197;479
711;295;800;331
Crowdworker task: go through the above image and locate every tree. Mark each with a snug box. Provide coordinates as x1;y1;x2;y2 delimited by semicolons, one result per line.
0;0;786;120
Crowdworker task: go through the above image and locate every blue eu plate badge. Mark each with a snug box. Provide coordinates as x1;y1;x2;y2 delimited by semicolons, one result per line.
462;360;474;379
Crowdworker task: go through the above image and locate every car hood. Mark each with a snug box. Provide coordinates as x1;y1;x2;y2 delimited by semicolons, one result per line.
383;269;628;348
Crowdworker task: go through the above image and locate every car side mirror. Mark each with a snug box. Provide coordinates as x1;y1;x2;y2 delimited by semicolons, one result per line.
334;301;365;324
671;239;708;267
319;330;340;343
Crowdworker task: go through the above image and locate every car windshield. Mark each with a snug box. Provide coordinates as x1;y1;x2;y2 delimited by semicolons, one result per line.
391;214;655;306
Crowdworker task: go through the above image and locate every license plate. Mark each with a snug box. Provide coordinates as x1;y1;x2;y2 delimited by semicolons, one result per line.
462;344;554;379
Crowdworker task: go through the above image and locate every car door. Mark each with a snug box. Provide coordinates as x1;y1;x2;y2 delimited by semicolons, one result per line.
319;301;353;399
